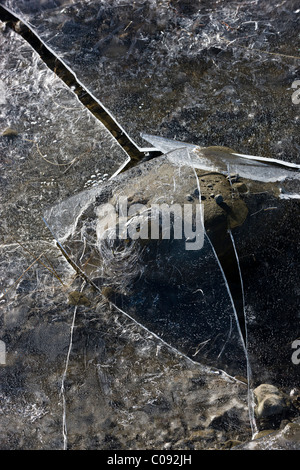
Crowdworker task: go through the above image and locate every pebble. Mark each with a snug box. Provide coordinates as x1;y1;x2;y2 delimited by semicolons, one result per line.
215;194;223;205
254;384;289;422
235;182;248;193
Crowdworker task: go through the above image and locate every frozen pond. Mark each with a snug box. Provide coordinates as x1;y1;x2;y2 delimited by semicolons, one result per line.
0;0;300;451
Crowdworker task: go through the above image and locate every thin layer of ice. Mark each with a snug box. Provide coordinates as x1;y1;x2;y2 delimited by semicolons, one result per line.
0;23;129;243
43;155;248;377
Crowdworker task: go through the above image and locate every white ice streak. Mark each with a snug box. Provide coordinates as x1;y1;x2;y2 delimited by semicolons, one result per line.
60;281;86;450
141;134;300;187
228;228;258;437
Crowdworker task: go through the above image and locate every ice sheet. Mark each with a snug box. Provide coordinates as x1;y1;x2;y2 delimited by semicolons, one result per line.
0;22;129;243
2;0;300;158
1;1;300;450
43;155;248;377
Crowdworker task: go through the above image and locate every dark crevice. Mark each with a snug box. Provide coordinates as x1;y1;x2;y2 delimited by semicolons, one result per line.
0;4;161;171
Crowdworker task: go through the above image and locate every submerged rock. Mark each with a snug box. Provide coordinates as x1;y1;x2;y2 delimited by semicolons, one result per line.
68;291;91;306
254;384;289;429
235;418;300;450
45;155;252;376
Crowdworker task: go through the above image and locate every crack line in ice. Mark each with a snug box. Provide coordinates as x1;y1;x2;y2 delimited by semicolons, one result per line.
42;216;101;291
42;214;243;385
184;149;246;351
0;4;159;171
111;302;239;383
228;228;258;437
42;218;243;384
185;149;257;435
227;162;257;436
60;280;85;450
217;316;233;359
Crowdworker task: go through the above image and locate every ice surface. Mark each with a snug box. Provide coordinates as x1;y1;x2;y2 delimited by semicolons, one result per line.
0;237;251;449
0;22;129;243
2;0;300;158
1;1;300;450
0;22;251;451
43;155;248;377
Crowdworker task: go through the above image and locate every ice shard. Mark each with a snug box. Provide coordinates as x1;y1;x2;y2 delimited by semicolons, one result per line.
0;22;129;243
43;154;248;377
140;134;300;387
142;134;300;190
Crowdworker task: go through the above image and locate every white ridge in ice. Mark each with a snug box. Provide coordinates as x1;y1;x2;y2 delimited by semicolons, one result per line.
228;228;258;437
141;134;300;187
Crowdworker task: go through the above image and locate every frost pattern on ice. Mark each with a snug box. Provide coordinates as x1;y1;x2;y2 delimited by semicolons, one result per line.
3;0;300;155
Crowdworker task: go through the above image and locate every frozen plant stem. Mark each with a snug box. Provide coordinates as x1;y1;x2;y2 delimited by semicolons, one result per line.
24;138;77;167
12;239;66;287
222;37;300;61
1;253;44;298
